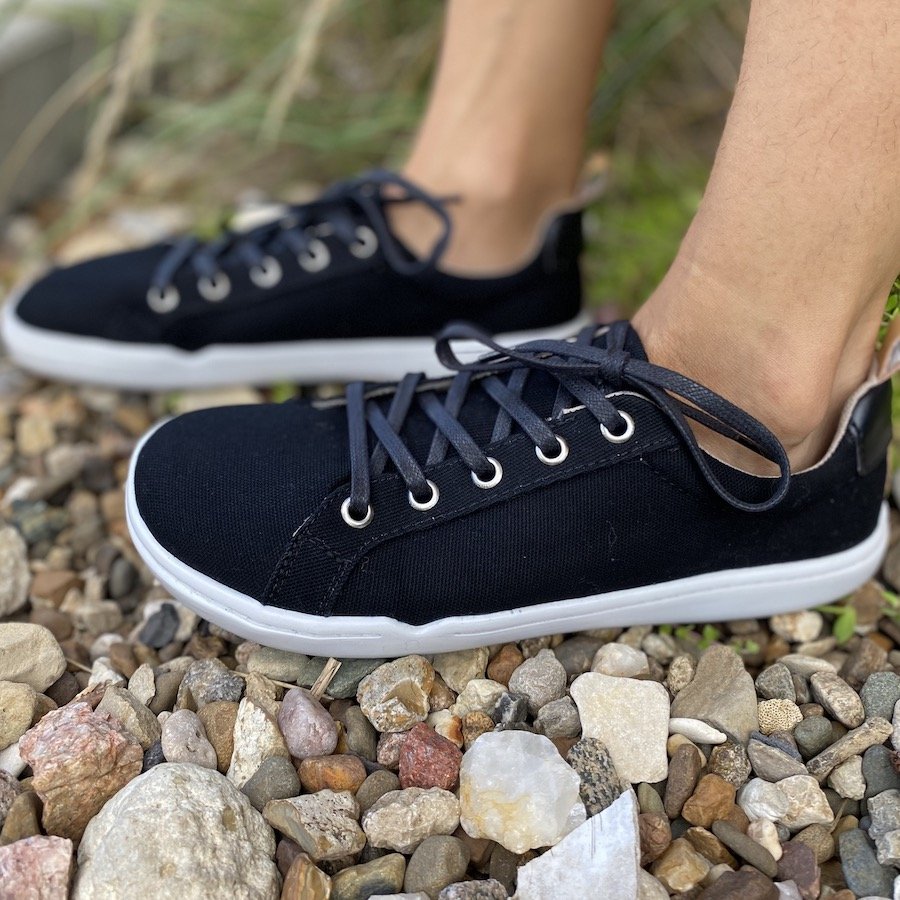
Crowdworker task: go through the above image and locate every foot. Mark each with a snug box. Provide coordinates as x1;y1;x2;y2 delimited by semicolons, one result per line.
2;171;588;391
125;322;889;657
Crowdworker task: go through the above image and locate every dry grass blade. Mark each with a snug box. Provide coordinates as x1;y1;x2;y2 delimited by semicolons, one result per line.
71;0;165;200
310;657;342;700
260;0;342;145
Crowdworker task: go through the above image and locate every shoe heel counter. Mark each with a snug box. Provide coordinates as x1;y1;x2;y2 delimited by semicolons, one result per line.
849;379;892;477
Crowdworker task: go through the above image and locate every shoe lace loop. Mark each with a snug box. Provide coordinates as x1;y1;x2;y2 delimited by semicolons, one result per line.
343;322;791;525
149;169;453;299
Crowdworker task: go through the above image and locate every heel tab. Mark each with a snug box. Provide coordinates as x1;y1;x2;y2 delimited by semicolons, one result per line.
848;379;892;476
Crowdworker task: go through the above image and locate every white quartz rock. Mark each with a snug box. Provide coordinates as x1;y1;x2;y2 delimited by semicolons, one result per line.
570;672;669;783
775;775;834;830
459;731;584;854
738;779;790;821
516;790;640;900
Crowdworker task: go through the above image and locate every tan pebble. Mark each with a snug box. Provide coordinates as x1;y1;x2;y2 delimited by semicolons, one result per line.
667;734;707;764
746;819;783;861
486;643;525;686
461;711;494;749
757;699;803;735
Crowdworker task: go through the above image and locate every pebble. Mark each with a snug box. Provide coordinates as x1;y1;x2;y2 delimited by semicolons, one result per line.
0;681;36;750
651;836;711;893
451;680;506;718
777;774;834;830
827;755;866;799
570;672;669;783
160;709;217;769
174;658;243;710
264;790;366;861
806;717;893;780
399;723;463;791
196;700;238;773
378;731;408;769
438;882;507;900
517;790;640;900
241;755;301;812
506;649;567;715
486;643;525;686
664;743;705;819
0;835;73;899
281;854;332;900
95;685;161;750
708;741;752;790
227;697;290;788
298;657;387;700
894;699;900;752
75;763;278;898
362;787;460;854
739;778;790;821
748;739;808;782
792;824;834;865
860;671;900;721
809;672;865;728
138;603;180;648
757;699;803;735
20;701;143;841
670;645;759;743
668;718;727;744
667;655;696;696
839;637;887;689
242;646;305;682
1;790;42;844
684;826;735;866
794;716;834;760
747;819;783;861
862;745;900;797
639;812;672;865
431;649;489;694
0;527;30;616
458;731;582;853
403;835;470;898
342;705;378;760
357;770;402;814
591;643;650;677
534;696;581;739
0;623;66;692
682;774;736;829
331;853;406;900
838;828;897;898
567;737;625;816
779;654;837;677
299;754;367;793
770;611;823;644
711;820;779;877
358;656;435;732
461;712;494;749
277;687;338;759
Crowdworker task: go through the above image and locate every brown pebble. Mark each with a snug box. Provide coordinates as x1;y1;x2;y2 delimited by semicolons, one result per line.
0;791;42;845
183;633;227;659
551;736;579;758
776;841;820;900
108;642;137;679
791;824;835;865
461;711;494;749
682;775;736;829
280;853;332;899
132;644;160;667
639;812;672;865
44;672;80;708
356;769;400;813
665;744;704;819
428;674;456;712
30;570;82;607
799;703;825;718
721;804;749;833
487;644;525;686
685;827;736;867
454;826;494;870
28;607;73;643
298;754;367;793
197;701;239;774
698;869;779;900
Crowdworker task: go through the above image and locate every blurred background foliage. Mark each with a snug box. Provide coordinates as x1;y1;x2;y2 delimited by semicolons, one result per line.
1;0;897;313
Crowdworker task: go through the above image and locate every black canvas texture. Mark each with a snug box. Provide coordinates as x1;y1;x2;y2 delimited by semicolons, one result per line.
15;209;583;348
133;328;890;626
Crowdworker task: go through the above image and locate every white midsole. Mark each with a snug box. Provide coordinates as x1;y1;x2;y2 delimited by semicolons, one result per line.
2;296;592;390
125;425;890;656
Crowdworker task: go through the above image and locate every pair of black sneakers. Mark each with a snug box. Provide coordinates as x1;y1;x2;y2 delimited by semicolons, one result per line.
3;171;890;656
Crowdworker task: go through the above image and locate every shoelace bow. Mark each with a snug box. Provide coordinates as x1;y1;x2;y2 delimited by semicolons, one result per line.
149;169;453;297
343;321;791;526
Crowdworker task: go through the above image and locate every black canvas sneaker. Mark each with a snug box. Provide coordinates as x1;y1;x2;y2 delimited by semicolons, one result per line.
2;170;589;390
125;321;891;657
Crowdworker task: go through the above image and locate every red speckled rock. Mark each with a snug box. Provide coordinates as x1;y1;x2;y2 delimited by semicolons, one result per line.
399;722;464;791
0;835;73;899
19;701;143;841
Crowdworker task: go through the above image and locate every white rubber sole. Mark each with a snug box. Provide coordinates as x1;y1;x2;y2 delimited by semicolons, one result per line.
2;295;592;390
125;429;890;656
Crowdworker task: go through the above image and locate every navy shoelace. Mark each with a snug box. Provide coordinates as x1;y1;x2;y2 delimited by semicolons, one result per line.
148;169;453;305
343;321;791;527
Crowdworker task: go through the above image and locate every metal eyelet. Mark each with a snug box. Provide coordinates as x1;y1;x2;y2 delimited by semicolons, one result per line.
146;285;180;314
350;225;378;259
299;239;331;272
250;256;283;289
601;411;635;444
471;457;503;489
408;480;439;511
197;272;231;302
341;497;373;528
535;435;569;466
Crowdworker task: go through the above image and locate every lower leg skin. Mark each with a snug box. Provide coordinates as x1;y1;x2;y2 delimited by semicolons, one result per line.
633;0;900;470
396;0;615;273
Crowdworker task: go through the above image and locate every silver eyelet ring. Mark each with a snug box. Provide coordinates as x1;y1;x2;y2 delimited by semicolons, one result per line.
299;239;331;272
350;225;378;259
408;480;439;511
250;256;283;289
341;496;373;528
197;272;231;302
471;457;503;489
601;411;635;444
146;285;180;314
535;435;569;466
